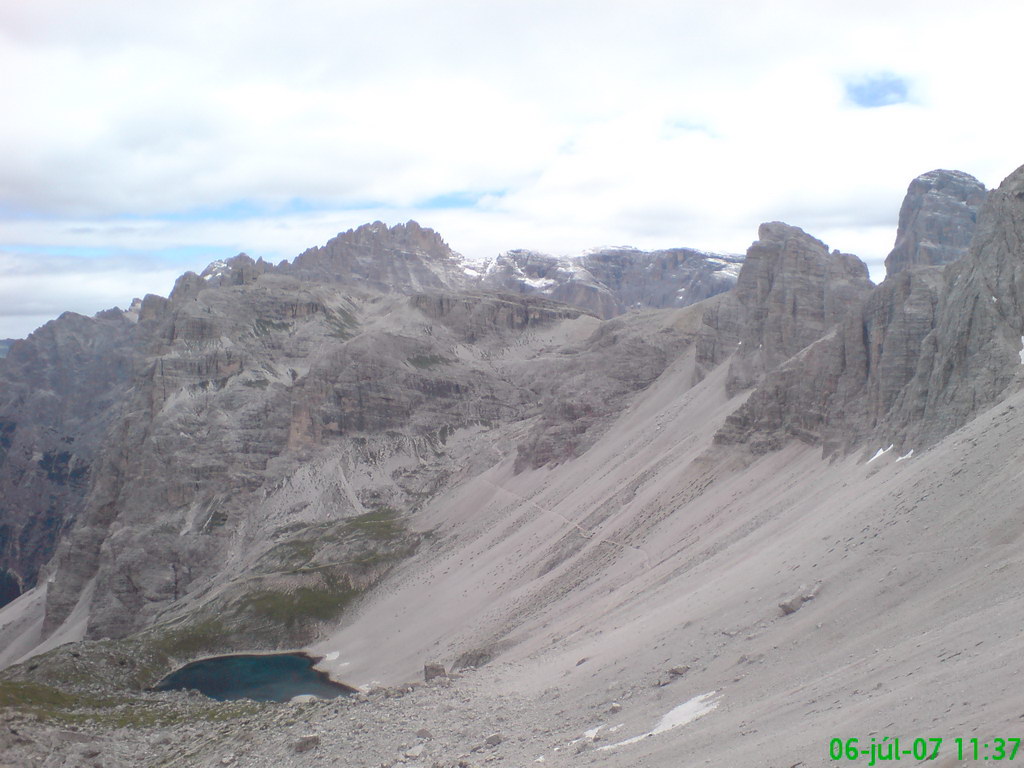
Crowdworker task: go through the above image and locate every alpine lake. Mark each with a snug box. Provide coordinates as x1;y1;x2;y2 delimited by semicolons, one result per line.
151;652;356;702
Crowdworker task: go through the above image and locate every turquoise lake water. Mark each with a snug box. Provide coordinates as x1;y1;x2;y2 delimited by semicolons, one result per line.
151;652;356;702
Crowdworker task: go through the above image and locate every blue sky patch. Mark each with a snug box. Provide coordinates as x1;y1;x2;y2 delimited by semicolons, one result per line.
844;73;910;108
420;190;505;210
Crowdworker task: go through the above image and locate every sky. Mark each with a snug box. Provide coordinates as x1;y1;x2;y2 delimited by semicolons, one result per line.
2;0;1024;339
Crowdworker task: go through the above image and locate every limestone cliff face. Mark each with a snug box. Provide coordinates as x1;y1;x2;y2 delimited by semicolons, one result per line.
478;247;741;319
888;164;1024;448
696;222;873;395
37;252;703;644
0;311;137;606
715;265;945;453
884;170;987;277
477;250;622;320
714;165;1024;456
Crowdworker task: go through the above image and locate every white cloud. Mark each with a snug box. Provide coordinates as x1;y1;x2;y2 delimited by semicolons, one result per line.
2;0;1023;335
0;249;183;338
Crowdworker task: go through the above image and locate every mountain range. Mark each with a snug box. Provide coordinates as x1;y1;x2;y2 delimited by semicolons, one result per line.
0;163;1019;768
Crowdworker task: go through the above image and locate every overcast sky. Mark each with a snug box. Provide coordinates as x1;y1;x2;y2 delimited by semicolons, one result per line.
2;0;1023;338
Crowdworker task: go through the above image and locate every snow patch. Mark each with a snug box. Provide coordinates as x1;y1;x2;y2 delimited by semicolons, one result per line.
868;444;892;462
1019;337;1024;365
705;257;743;278
597;691;720;751
201;259;229;281
895;450;914;462
520;276;557;290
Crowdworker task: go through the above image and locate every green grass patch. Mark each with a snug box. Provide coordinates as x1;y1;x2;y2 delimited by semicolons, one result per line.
343;507;403;540
145;618;231;662
0;680;106;710
237;583;358;629
0;679;262;727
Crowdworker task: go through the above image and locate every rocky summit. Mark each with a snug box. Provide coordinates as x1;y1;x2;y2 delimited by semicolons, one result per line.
883;169;987;277
2;165;1024;767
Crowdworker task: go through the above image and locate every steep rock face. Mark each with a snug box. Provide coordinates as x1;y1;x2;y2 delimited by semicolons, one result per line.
715;165;1023;457
478;247;741;319
285;220;469;293
715;266;945;453
410;291;588;342
478;250;621;319
884;170;987;277
888;163;1024;447
696;222;873;395
0;311;138;606
38;267;697;643
582;247;741;310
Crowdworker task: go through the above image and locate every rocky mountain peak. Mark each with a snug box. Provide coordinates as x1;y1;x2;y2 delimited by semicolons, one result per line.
286;219;466;292
197;253;271;287
338;220;452;254
883;168;987;278
697;221;873;394
886;161;1024;447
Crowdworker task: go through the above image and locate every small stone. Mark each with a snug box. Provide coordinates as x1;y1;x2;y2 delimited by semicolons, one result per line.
779;595;807;615
424;662;447;682
292;734;320;753
416;728;433;739
405;744;425;758
485;733;503;747
608;702;622;714
668;665;690;677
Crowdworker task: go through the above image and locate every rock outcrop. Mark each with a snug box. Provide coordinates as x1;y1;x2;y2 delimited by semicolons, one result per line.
715;264;946;453
696;222;873;395
884;169;987;277
888;163;1024;447
714;164;1024;456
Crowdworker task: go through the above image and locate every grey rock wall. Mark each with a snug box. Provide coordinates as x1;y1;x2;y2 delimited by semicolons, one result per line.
696;222;873;395
884;169;986;278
